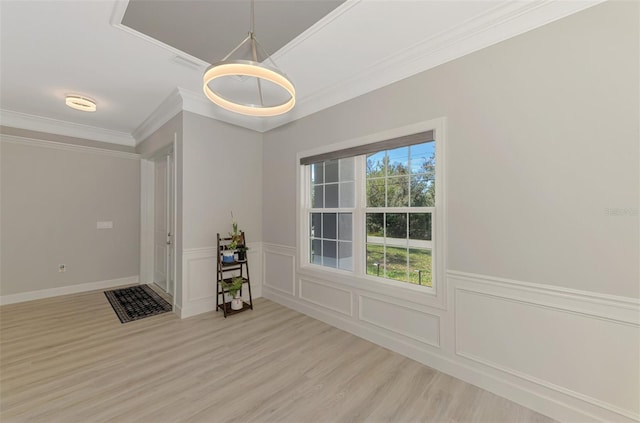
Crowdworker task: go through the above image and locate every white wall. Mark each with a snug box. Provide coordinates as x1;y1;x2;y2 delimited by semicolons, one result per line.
180;111;263;317
1;131;141;303
261;2;639;422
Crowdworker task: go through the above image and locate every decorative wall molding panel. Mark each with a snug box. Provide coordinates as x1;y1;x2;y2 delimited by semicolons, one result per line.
262;243;640;423
0;276;140;305
359;294;440;348
180;243;262;319
263;243;296;297
452;272;640;422
299;277;352;317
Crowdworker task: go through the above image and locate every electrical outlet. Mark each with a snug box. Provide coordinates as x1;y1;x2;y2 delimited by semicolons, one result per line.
58;264;66;273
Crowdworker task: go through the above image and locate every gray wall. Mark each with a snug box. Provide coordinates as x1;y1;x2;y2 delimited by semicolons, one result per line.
182;112;262;249
263;1;639;298
1;136;140;295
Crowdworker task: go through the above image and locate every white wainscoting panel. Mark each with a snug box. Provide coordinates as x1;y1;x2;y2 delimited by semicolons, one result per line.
451;271;640;422
261;242;639;423
359;294;440;348
299;277;352;316
181;243;263;318
263;244;296;296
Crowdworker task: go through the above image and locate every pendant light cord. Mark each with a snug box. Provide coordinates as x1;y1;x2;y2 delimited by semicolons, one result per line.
250;0;255;34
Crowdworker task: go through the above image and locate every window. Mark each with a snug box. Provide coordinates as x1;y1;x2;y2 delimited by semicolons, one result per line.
365;143;435;286
309;158;355;271
302;129;440;290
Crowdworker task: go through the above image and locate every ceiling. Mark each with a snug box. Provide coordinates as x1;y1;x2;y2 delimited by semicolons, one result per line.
0;0;603;147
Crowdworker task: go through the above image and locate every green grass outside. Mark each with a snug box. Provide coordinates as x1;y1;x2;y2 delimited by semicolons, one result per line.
366;244;432;287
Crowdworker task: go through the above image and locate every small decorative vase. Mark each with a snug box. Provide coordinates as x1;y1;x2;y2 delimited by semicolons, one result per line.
231;296;243;310
237;250;246;261
222;250;235;263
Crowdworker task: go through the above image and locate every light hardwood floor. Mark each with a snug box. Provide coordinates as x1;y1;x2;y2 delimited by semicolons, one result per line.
1;288;555;423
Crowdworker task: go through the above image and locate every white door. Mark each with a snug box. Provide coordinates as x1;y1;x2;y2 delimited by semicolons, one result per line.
153;157;168;291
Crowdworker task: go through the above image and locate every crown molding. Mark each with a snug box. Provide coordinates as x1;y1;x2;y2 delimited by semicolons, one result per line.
0;134;140;160
132;88;184;144
0;109;135;146
177;87;269;133
259;0;606;132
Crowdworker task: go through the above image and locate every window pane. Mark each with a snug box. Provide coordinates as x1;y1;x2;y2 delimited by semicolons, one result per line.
323;240;337;268
339;158;355;181
322;213;337;239
387;176;409;207
338;241;352;271
385;213;407;239
387;146;409;176
313;185;324;208
409;248;432;286
325;183;339;208
310;213;322;238
366;244;384;277
366;151;386;178
366;213;384;237
409;213;432;241
410;175;434;207
385;246;408;282
338;213;352;241
311;162;324;183
339;181;354;208
366;178;385;207
409;142;435;174
325;159;339;183
311;239;322;265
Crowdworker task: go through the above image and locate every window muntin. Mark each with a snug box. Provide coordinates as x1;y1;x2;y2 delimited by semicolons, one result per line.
305;139;436;289
365;143;435;287
309;158;354;271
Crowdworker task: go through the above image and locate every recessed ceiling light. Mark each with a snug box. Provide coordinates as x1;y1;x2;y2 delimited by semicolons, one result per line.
65;95;97;112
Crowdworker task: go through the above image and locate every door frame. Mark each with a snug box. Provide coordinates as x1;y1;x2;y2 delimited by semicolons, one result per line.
140;135;177;310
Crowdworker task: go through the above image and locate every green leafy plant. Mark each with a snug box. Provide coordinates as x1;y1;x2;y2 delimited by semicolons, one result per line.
228;211;242;250
221;276;243;298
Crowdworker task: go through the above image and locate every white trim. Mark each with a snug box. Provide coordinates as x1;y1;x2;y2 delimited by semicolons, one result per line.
178;87;268;133
296;117;447;308
110;0;603;135
0;109;135;146
132;88;183;145
299;276;353;317
263;287;598;423
262;239;639;422
358;293;441;348
0;276;140;305
448;269;640;323
0;134;140;160
139;159;155;284
450;272;640;422
262;247;296;296
260;1;605;132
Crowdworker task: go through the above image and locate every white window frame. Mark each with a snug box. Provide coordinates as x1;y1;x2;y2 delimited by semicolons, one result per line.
296;118;446;305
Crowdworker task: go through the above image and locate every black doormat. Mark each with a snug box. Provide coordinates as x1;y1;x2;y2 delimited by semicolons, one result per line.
104;285;172;323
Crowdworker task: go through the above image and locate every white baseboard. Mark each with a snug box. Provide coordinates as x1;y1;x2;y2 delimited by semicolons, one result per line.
0;276;140;305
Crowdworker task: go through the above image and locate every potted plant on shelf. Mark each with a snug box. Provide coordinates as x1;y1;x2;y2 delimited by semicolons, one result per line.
221;276;244;310
236;245;249;261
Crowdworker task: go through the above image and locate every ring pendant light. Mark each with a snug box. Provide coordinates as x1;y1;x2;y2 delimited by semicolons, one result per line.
202;0;295;116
